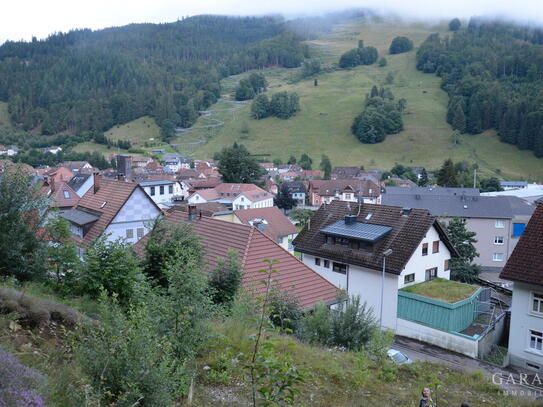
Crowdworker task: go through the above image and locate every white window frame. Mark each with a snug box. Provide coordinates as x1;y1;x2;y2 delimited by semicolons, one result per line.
529;329;543;353
532;292;543;315
494;236;504;245
495;219;505;229
493;253;504;262
126;229;134;239
137;227;144;239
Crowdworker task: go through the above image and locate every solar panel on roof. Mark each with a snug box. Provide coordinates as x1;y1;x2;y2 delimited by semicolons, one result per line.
320;220;392;242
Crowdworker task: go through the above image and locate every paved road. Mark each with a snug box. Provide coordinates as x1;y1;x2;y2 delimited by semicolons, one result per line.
394;336;543;401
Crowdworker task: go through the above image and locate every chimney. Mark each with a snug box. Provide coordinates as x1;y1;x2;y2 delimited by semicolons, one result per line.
93;172;101;194
188;204;196;221
344;215;357;225
49;178;56;194
117;174;125;182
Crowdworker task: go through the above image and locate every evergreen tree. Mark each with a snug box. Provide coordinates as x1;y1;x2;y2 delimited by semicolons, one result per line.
479;177;503;192
449;18;461;31
418;168;429;186
389;37;414;54
248;73;268;94
250;94;271;119
235;79;256;101
445;217;480;283
437;158;458;187
370;86;379;98
216;143;265;183
299;153;313;170
320;154;332;179
287;155;297;165
339;49;361;68
452;104;466;133
275;187;297;211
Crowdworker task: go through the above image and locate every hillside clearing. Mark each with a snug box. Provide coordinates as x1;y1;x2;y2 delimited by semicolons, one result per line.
180;20;543;180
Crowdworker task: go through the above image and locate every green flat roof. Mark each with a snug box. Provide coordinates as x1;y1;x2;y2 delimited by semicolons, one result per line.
401;278;478;304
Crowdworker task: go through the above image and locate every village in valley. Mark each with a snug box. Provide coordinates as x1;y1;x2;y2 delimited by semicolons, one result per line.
2;5;543;406
2;145;543;404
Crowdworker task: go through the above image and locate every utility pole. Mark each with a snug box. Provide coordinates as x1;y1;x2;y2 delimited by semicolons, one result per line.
380;249;393;329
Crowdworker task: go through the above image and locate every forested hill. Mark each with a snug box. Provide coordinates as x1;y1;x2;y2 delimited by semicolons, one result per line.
0;15;308;139
416;18;543;157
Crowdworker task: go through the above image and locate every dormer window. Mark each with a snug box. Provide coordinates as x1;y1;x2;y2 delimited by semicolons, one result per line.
63;190;70;199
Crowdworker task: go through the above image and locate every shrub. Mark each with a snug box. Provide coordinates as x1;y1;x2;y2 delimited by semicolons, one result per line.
208;250;243;308
378;57;387;67
78;236;143;304
0;347;46;407
76;296;177;407
298;296;377;351
268;288;302;332
297;302;331;346
330;296;377;351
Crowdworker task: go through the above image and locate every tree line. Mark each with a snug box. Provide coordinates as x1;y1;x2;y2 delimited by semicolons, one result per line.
416;18;543;157
0;15;309;142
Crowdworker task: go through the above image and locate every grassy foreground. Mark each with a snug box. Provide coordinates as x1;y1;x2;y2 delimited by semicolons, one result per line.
181;19;543;180
0;281;537;407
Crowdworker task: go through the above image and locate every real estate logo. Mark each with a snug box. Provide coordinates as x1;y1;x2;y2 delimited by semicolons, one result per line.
492;373;543;398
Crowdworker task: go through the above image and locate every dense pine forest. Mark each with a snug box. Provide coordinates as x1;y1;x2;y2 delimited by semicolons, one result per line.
417;18;543;156
0;15;309;140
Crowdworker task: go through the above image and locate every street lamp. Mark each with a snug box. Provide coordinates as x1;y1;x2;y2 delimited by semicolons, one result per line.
380;248;393;329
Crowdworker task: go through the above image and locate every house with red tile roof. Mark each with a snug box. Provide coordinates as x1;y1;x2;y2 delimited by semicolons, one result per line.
500;203;543;371
48;182;80;210
216;206;298;252
60;175;162;249
135;207;339;309
188;183;273;210
44;166;74;183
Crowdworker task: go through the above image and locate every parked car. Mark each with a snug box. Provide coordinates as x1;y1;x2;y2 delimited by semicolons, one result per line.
387;349;412;365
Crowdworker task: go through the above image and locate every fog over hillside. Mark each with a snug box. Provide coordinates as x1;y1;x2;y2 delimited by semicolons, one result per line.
2;0;543;43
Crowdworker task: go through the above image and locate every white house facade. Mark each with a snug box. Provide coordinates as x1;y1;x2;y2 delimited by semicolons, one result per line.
507;283;543;371
103;187;161;244
499;203;543;372
139;180;185;208
293;202;456;331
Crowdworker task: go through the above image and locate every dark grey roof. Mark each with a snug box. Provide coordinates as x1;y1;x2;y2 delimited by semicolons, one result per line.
61;209;100;226
67;173;91;191
320;220;392;242
381;194;514;219
383;186;480;196
504;196;535;217
282;181;306;194
139;180;176;187
500;181;528;187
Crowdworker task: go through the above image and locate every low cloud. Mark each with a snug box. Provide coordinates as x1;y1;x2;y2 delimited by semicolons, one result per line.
1;0;542;43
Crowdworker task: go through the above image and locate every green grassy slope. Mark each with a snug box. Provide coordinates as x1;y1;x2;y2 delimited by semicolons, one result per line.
72;116;168;155
181;20;543;180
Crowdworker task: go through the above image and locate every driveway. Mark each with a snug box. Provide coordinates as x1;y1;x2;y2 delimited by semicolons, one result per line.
394;335;543;400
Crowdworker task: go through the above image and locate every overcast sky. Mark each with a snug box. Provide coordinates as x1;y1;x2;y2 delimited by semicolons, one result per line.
2;0;543;43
